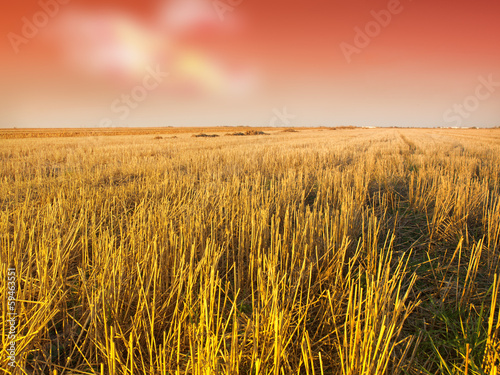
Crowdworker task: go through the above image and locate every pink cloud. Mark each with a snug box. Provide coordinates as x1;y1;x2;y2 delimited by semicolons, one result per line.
48;1;255;96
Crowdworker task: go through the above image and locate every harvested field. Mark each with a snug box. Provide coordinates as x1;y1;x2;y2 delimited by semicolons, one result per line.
1;128;499;374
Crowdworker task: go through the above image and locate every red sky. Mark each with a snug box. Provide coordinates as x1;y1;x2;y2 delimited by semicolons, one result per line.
1;0;500;128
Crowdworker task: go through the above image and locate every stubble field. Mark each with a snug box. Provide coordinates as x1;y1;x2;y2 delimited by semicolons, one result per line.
1;128;499;374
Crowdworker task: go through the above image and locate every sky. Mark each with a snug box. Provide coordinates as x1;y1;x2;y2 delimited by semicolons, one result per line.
1;0;499;128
